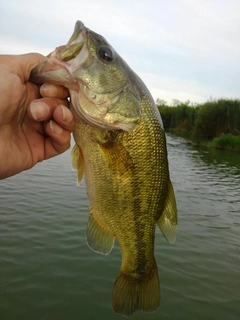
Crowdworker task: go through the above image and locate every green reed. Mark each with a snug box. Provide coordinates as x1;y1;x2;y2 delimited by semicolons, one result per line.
157;99;240;151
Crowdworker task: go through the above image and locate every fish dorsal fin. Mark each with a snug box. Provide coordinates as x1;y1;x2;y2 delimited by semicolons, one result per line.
86;209;115;255
71;144;84;185
157;180;177;243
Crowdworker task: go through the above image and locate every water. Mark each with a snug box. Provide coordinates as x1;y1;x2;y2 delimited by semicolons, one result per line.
0;134;239;320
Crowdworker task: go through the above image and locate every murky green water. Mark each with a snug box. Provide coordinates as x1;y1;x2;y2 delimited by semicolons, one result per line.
0;134;239;320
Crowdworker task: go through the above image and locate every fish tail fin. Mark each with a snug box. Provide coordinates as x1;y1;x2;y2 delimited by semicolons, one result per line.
112;260;160;316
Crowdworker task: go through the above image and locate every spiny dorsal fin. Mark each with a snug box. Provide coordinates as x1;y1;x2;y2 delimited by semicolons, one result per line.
157;179;177;243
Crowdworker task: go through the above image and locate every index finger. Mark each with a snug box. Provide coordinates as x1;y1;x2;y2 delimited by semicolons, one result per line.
40;83;69;99
27;97;69;122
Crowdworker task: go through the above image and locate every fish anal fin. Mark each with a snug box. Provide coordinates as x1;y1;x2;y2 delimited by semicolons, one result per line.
71;144;84;185
86;209;115;255
157;179;178;244
112;260;160;316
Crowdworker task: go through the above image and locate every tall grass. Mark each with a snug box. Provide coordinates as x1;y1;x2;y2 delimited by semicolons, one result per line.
158;104;196;133
194;99;240;138
157;99;240;151
206;134;240;152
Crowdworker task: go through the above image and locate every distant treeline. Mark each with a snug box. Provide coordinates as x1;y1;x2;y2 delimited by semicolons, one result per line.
157;99;240;151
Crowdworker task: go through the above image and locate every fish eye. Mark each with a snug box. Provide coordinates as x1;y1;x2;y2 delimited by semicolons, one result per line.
98;46;113;62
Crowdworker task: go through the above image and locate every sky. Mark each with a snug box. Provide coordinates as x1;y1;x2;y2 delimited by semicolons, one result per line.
1;0;240;105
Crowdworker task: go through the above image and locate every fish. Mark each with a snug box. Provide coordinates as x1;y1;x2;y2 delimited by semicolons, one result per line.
30;20;177;317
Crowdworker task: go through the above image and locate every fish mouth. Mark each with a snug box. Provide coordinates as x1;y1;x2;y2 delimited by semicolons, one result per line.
31;20;141;131
31;21;125;129
30;21;89;87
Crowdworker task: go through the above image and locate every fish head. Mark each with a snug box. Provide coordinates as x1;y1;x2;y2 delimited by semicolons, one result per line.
31;20;142;131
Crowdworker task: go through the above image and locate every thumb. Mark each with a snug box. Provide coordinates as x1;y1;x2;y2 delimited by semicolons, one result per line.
18;53;48;82
2;53;48;83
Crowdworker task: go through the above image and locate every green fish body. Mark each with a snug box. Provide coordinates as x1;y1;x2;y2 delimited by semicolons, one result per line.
31;20;177;316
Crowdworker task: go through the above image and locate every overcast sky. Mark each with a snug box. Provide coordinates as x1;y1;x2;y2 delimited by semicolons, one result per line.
1;0;240;104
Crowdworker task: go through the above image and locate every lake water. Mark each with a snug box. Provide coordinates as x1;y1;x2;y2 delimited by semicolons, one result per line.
0;133;239;320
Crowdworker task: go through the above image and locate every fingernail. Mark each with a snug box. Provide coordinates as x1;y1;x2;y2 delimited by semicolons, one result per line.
50;120;63;134
30;101;50;120
40;83;57;97
61;105;73;123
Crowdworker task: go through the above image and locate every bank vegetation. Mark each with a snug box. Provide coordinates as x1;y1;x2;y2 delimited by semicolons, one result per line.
157;99;240;152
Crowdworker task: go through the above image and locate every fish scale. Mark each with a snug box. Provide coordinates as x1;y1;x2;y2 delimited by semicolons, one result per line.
30;20;177;316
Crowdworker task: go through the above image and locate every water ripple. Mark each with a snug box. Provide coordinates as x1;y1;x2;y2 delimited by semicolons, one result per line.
0;136;240;319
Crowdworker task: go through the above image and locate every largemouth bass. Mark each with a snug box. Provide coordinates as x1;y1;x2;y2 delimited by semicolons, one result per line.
31;20;177;316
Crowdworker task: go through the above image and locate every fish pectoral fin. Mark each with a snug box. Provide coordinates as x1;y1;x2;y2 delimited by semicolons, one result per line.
86;209;115;255
71;144;84;185
157;179;178;244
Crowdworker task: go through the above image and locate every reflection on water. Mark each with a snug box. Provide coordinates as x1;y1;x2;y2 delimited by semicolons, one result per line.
0;134;240;320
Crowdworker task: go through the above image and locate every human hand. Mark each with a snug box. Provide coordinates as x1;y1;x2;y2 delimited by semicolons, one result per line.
0;53;75;179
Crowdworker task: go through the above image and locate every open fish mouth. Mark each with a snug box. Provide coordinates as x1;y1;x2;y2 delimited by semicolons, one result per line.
31;21;90;86
31;20;142;131
52;21;87;63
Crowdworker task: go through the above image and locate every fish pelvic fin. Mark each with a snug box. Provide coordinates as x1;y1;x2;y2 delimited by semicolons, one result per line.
86;209;115;255
157;179;178;244
71;144;84;185
112;260;160;316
